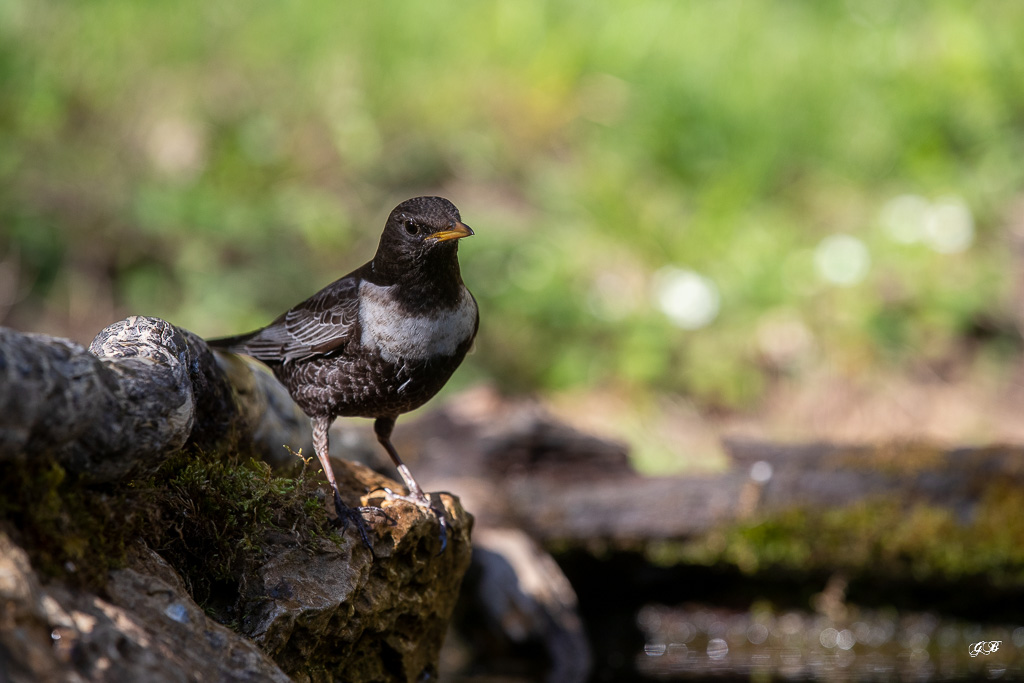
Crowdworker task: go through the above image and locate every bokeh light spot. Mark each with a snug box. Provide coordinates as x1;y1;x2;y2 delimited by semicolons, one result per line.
653;267;720;330
814;234;870;286
924;197;974;254
707;638;729;660
881;194;930;244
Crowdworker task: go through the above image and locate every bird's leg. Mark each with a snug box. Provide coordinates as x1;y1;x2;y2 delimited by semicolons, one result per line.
373;417;428;502
373;416;448;552
312;416;388;549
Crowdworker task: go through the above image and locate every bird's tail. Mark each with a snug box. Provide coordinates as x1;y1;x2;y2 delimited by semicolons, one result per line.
206;330;260;354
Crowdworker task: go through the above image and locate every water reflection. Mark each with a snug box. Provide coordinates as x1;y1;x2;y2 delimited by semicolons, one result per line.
637;603;1023;680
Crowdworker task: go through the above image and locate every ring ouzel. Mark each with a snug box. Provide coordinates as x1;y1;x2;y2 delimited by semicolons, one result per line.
209;196;477;550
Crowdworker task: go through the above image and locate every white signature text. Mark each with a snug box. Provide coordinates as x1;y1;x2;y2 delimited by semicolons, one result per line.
968;641;1001;658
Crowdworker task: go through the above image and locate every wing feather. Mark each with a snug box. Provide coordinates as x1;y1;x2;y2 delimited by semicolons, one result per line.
209;276;361;363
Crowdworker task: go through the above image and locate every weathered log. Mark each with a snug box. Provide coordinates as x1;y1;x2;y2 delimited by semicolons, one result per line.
403;394;1024;543
494;440;1024;542
0;317;311;482
724;437;1024;509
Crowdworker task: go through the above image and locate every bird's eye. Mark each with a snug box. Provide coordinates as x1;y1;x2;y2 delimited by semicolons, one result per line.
405;222;419;235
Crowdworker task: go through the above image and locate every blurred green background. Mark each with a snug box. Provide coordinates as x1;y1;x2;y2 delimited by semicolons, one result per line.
3;0;1024;465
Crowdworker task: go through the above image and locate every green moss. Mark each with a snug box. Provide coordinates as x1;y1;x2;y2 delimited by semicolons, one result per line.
0;446;336;612
150;451;335;608
0;458;155;588
649;484;1024;586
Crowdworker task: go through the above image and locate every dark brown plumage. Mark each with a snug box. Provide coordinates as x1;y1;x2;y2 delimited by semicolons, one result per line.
209;196;477;549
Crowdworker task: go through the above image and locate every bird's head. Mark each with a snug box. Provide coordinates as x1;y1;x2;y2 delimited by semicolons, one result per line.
374;196;474;278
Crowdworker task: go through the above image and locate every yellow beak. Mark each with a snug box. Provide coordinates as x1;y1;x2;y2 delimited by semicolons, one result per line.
428;222;474;243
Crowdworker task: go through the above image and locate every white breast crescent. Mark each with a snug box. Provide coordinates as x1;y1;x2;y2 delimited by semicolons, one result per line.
357;282;476;363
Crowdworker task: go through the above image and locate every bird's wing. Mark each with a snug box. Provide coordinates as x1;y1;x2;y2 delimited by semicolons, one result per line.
210;276;362;364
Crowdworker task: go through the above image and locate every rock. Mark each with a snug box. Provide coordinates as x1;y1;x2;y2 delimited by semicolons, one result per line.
0;317;475;683
467;528;591;683
215;351;315;469
242;484;473;682
0;461;473;683
0;531;291;683
0;532;70;683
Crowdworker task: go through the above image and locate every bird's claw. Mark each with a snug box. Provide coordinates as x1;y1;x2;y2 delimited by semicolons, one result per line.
374;487;449;555
331;492;392;550
359;505;397;526
331;504;376;549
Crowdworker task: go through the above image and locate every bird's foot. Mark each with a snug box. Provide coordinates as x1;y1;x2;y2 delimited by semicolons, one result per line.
330;493;395;551
377;487;449;554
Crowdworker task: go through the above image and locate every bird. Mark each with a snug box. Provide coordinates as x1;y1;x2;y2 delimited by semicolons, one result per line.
208;196;477;550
